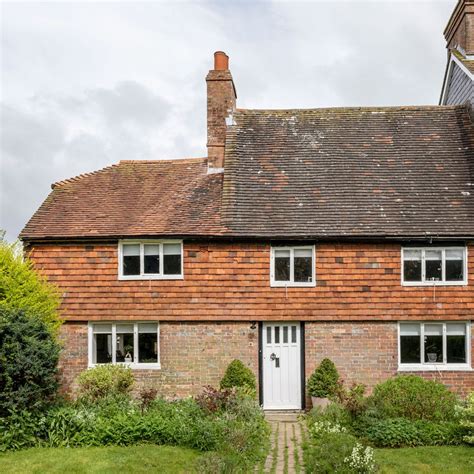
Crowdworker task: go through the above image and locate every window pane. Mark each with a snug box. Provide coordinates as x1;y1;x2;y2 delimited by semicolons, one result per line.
163;244;181;275
283;326;288;343
446;259;463;281
93;324;112;334
425;250;442;281
291;326;297;343
116;332;134;363
94;333;112;363
275;250;290;281
400;335;420;363
123;244;140;276
424;325;443;363
163;255;181;275
274;326;280;343
138;323;157;333
447;323;466;336
447;335;466;363
144;244;160;274
266;326;272;344
403;251;421;281
400;323;421;336
138;333;158;363
294;249;312;282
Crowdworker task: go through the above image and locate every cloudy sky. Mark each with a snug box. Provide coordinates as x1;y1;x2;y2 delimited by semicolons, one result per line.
1;0;456;241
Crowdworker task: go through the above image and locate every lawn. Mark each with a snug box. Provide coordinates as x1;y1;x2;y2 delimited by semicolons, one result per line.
376;446;474;474
0;445;200;474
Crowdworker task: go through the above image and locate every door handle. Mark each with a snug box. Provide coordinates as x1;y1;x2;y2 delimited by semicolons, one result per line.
270;353;276;361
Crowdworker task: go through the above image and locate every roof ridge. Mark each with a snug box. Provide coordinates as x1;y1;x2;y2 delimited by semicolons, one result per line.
235;105;464;113
52;164;120;189
119;157;207;164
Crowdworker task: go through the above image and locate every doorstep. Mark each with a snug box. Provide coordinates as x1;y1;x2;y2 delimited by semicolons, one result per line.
264;410;303;423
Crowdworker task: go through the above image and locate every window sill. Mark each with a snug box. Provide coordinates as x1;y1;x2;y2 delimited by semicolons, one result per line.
89;363;161;370
398;364;472;372
271;282;316;288
118;275;183;281
402;281;467;287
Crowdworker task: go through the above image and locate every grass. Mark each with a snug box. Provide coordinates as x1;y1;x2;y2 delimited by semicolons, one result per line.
376;446;474;473
0;445;200;474
292;424;302;474
269;422;280;474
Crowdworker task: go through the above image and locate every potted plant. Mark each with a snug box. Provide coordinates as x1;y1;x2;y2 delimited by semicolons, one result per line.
307;358;339;409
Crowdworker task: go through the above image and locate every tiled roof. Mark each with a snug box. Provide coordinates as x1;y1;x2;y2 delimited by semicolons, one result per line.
222;106;474;238
21;158;225;239
21;105;474;241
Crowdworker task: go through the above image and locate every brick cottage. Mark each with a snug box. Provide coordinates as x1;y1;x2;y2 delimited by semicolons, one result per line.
21;1;474;408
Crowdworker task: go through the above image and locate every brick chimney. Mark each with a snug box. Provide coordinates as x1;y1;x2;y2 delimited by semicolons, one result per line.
444;0;474;56
206;51;237;171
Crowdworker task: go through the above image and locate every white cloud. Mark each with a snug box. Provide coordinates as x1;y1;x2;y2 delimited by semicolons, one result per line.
0;0;456;240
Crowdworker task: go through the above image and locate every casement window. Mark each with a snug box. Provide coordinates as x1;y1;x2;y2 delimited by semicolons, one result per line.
398;322;471;371
402;247;467;286
270;246;315;287
118;241;183;280
88;322;160;369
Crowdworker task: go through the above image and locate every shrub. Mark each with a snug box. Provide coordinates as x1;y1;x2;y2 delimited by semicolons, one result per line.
0;308;60;416
344;443;377;473
304;432;359;473
307;402;353;429
368;375;457;422
357;417;463;447
309;420;347;438
0;411;41;451
137;387;158;413
195;385;233;414
336;382;368;417
76;365;134;401
0;237;61;335
460;392;474;444
307;358;339;398
220;359;256;392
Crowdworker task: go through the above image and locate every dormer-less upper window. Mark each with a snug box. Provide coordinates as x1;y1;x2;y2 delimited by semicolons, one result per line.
119;241;183;280
270;246;316;287
402;247;467;286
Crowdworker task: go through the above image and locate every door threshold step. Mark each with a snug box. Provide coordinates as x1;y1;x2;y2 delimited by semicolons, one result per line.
264;410;303;422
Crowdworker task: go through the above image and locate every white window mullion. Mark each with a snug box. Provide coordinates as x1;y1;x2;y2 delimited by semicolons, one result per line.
442;249;446;282
140;243;144;276
160;243;164;276
290;248;294;283
133;324;139;364
421;250;426;283
88;324;94;366
157;323;161;364
442;324;447;364
420;323;425;365
111;324;117;364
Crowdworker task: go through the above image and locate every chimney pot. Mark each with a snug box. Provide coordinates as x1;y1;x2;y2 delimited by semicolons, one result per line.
214;51;229;70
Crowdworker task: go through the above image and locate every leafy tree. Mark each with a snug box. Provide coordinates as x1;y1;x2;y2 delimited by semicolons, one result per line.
0;235;61;334
0;308;60;416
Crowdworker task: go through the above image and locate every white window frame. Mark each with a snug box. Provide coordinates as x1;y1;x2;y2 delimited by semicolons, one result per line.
88;322;161;370
397;321;472;372
401;247;467;286
118;240;183;280
270;245;316;287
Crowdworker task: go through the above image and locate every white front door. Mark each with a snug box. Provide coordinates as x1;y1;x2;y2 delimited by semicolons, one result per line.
262;322;302;409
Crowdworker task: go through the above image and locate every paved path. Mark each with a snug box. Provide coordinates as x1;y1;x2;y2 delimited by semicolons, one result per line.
262;412;305;474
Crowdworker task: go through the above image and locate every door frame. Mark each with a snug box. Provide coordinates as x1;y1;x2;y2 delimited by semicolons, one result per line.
258;322;306;410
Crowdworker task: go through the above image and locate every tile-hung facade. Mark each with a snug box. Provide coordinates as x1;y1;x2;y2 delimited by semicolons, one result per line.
21;2;474;409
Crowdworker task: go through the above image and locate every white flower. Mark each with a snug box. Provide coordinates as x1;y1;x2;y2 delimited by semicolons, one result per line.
309;420;347;438
344;443;376;473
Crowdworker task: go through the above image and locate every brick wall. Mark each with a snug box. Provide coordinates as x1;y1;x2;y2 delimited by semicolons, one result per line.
59;321;258;397
59;320;473;398
305;321;474;397
29;241;474;322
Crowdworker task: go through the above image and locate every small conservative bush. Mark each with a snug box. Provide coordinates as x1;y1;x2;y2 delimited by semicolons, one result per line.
336;382;368;418
0;308;60;416
0;411;41;452
220;359;256;392
461;392;474;444
307;358;339;398
369;375;457;421
357;417;463;447
304;432;375;474
76;364;134;401
195;385;233;414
